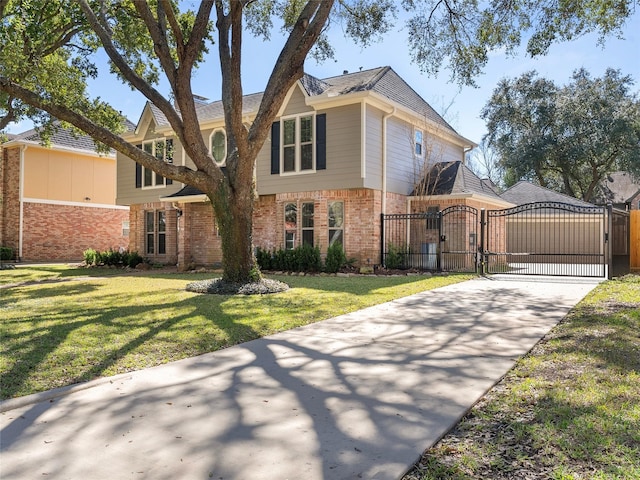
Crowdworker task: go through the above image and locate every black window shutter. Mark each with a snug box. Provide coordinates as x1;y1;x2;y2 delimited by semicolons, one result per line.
316;113;326;170
135;144;142;188
271;122;280;174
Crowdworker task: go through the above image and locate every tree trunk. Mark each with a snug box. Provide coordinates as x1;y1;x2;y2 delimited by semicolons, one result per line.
209;166;257;284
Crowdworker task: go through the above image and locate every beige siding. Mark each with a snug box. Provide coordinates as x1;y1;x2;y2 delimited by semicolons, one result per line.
257;104;363;195
363;104;383;190
116;128;183;205
282;85;313;116
23;147;116;204
384;117;466;196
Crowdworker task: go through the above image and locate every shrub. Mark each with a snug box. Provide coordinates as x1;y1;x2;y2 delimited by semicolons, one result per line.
385;243;409;269
298;244;322;272
255;247;273;271
123;250;144;268
1;246;14;261
83;248;99;266
325;243;347;273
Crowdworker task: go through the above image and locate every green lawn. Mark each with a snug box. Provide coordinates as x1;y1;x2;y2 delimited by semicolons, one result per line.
403;274;640;480
0;265;472;399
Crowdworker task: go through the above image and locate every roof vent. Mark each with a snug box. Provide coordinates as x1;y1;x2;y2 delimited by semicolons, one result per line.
343;70;349;75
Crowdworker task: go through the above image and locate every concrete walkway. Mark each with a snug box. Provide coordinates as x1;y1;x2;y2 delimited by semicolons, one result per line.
0;276;600;480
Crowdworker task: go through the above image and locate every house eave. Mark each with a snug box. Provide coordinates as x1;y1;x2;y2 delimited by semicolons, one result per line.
1;139;115;159
409;192;514;208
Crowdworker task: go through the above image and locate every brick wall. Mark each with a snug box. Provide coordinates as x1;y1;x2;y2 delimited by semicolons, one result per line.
254;188;384;267
22;202;129;261
129;202;179;265
1;146;21;257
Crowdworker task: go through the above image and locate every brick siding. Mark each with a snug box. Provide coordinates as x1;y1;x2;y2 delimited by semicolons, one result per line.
22;202;129;261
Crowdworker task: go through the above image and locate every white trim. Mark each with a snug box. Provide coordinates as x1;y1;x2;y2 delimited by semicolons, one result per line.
208;128;227;165
159;194;208;203
408;193;515;208
361;102;366;179
3;140;115;159
19;146;27;260
279;113;316;175
22;198;130;210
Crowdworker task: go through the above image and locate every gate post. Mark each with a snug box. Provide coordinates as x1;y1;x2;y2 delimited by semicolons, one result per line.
380;213;385;267
606;203;613;279
479;208;486;275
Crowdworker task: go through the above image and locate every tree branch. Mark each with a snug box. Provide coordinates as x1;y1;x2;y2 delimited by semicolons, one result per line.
0;75;215;191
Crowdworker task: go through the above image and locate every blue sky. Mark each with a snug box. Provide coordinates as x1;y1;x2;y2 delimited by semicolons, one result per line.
6;9;640;146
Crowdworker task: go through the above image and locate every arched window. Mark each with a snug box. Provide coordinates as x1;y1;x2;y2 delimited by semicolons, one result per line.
210;129;226;164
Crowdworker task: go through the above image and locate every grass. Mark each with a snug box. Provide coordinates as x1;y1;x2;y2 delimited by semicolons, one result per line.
403;274;640;480
0;265;473;399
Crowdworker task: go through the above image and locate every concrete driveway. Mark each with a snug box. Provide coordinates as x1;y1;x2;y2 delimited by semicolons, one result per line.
0;276;600;479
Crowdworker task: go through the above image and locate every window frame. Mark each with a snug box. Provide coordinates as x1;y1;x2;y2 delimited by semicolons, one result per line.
209;129;227;165
280;113;316;175
328;200;344;248
140;138;174;189
414;129;424;157
145;210;167;256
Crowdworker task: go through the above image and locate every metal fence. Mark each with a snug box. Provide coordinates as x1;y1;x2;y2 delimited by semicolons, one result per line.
483;202;607;277
380;206;478;273
381;202;621;278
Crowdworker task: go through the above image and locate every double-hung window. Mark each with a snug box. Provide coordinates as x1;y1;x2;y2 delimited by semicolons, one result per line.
271;113;326;175
284;201;315;249
282;115;314;173
136;138;174;188
145;210;166;255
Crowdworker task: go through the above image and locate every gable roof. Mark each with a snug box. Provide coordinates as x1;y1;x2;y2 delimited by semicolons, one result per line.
597;171;640;205
500;181;595;207
140;66;461;138
412;161;503;200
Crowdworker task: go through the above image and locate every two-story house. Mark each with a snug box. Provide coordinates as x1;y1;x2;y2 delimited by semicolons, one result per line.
117;66;507;269
1;126;130;262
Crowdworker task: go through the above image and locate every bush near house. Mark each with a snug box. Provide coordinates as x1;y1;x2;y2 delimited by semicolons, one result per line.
0;246;14;261
256;244;346;273
83;248;144;268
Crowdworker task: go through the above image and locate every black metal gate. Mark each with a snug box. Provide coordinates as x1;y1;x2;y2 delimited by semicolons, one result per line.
482;202;607;277
380;206;478;273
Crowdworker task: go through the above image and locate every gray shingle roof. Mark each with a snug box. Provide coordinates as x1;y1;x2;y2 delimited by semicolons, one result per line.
412;161;503;199
144;66;459;137
500;181;596;206
12;125;105;153
597;171;640;204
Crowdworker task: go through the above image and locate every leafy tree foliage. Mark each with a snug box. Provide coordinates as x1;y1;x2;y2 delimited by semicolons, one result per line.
1;0;636;283
482;69;640;202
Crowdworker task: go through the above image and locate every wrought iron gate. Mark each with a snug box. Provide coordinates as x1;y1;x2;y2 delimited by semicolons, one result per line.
482;202;607;277
380;206;478;273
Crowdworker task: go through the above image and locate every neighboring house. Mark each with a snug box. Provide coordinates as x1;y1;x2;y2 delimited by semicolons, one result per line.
597;171;640;211
116;66;481;269
500;181;597;207
1;126;130;261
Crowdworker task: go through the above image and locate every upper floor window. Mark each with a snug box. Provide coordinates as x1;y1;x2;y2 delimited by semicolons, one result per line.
210;129;226;165
135;138;174;189
415;130;423;156
271;113;326;175
282;114;314;173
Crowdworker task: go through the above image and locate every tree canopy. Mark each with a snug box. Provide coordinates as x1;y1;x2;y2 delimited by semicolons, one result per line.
1;0;637;283
482;68;640;202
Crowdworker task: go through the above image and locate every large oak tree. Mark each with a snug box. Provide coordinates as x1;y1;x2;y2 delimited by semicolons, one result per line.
1;0;636;283
482;68;640;202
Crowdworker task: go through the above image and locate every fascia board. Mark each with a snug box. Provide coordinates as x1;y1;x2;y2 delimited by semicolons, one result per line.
409;193;514;208
2;140;115;159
